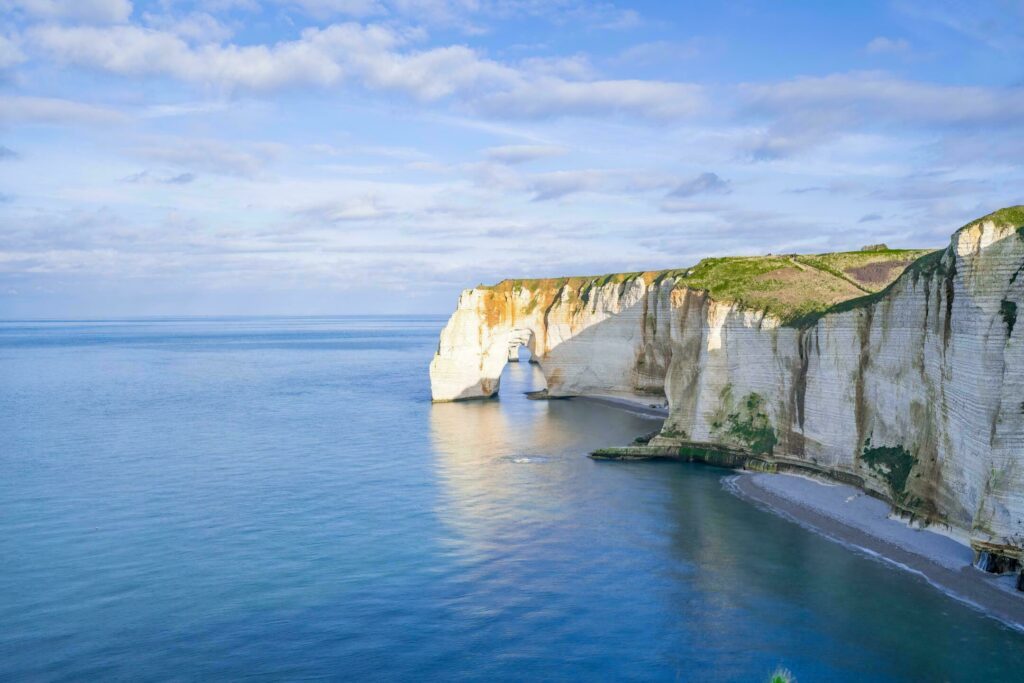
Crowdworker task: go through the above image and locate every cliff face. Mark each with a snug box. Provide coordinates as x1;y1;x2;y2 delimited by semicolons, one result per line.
429;208;1024;552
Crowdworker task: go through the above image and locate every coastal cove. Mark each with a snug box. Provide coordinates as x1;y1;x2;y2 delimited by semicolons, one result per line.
730;472;1024;630
430;208;1024;584
572;393;1024;631
3;317;1024;680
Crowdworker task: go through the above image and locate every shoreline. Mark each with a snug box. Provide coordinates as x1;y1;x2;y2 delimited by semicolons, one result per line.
580;391;1024;631
728;472;1024;632
572;393;668;420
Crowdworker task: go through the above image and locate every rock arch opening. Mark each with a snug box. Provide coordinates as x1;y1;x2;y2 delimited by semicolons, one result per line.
505;329;537;364
430;321;546;401
499;328;547;396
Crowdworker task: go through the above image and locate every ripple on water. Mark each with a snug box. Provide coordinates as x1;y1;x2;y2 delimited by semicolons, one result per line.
1;317;1023;681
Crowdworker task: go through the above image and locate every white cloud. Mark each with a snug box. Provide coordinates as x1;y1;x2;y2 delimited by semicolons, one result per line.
6;4;1024;316
199;0;261;11
667;172;730;198
132;138;284;177
735;72;1024;159
527;170;604;200
865;37;911;54
739;125;837;161
273;0;640;33
141;11;235;43
1;0;133;23
29;22;705;121
520;54;595;80
31;24;346;89
484;144;567;164
522;168;678;201
895;0;1024;53
140;101;233;118
0;95;126;124
477;78;704;120
614;39;704;65
295;195;395;221
280;0;386;18
122;169;197;184
742;72;1024;127
0;35;25;69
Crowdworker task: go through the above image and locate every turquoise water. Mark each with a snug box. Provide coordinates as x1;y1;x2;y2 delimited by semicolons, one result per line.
2;316;1023;681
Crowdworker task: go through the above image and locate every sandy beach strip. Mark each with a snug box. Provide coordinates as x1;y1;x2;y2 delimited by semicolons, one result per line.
728;472;1024;631
573;394;669;420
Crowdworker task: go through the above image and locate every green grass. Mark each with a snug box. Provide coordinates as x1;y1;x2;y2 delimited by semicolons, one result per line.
678;255;795;298
673;250;934;326
474;207;1022;328
481;251;931;326
795;249;931;291
786;248;949;328
971;205;1024;231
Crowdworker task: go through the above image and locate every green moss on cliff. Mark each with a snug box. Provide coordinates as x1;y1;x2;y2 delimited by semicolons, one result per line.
862;439;916;501
711;387;778;455
660;426;688;440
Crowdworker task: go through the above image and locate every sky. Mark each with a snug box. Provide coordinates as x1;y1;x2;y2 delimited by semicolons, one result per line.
1;0;1023;316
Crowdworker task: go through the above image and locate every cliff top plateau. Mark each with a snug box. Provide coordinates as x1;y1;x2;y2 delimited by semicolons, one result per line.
476;206;1024;326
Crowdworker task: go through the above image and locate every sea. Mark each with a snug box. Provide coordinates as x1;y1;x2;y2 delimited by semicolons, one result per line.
2;316;1023;681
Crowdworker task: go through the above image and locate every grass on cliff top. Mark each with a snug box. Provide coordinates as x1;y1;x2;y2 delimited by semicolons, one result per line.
794;250;932;292
969;205;1024;231
479;271;679;293
480;249;932;325
675;249;931;325
475;206;1023;327
477;250;937;325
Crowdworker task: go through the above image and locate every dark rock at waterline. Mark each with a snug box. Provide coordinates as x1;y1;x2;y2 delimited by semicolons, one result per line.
633;430;660;445
524;388;570;400
974;550;1020;575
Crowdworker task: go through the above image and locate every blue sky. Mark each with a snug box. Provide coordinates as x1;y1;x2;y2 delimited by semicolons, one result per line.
1;0;1023;316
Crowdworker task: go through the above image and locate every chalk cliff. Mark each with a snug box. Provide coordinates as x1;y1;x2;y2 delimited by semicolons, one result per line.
429;207;1024;560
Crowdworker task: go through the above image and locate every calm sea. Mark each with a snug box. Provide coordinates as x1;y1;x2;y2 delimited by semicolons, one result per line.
1;316;1022;681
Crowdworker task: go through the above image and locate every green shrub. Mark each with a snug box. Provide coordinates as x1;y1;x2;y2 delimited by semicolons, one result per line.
862;439;916;500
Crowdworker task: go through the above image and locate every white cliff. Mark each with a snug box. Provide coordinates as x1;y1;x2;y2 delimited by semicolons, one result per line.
429;208;1024;560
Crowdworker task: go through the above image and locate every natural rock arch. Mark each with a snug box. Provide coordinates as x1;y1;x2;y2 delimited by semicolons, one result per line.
428;277;669;402
430;314;541;401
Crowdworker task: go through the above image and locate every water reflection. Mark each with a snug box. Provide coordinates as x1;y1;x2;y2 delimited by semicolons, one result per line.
428;362;659;560
427;361;1024;680
8;316;1023;681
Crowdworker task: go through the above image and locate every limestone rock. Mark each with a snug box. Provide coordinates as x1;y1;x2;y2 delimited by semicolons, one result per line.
429;207;1024;554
